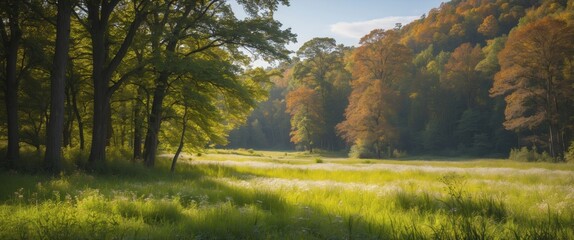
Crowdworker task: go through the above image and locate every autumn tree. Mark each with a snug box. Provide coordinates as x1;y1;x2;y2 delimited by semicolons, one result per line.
441;43;485;109
286;86;323;153
478;15;499;37
292;38;351;150
337;29;412;158
491;17;574;159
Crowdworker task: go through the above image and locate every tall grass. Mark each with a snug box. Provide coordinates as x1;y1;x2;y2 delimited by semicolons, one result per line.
0;150;572;239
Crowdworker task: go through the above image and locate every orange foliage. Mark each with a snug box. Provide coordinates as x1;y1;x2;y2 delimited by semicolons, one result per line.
492;16;574;157
337;29;411;153
478;15;499;37
285;87;323;149
441;43;485;109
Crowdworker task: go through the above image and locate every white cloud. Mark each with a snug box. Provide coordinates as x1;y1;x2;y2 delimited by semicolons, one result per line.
330;16;418;40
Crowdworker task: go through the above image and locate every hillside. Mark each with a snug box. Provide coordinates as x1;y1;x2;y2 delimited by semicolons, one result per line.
229;0;574;160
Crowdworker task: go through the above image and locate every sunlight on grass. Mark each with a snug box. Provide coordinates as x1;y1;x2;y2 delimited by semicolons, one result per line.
1;151;573;239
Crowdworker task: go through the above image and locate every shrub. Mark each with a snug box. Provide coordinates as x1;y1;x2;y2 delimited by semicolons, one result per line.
508;147;554;162
566;141;574;163
63;147;89;167
349;143;376;159
314;158;323;163
392;149;407;158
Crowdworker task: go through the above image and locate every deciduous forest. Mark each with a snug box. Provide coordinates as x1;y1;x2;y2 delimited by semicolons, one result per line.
1;0;574;171
1;0;574;239
229;0;574;161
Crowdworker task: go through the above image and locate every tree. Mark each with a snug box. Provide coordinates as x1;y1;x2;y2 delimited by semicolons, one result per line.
292;38;351;150
0;0;23;168
337;29;412;158
78;0;150;168
286;87;323;153
441;43;485;109
491;17;574;159
44;0;74;173
478;15;499;37
294;37;338;97
141;0;294;167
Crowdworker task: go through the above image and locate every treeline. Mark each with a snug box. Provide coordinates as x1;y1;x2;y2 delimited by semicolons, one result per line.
0;0;295;173
228;0;574;160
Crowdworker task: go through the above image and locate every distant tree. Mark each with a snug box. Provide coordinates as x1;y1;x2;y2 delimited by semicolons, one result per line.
441;43;485;109
491;17;574;159
337;29;411;158
286;86;323;153
294;37;338;97
478;15;499;37
292;38;351;150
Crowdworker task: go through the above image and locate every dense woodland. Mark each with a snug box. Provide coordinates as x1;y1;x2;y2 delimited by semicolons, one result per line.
1;0;574;174
229;0;574;160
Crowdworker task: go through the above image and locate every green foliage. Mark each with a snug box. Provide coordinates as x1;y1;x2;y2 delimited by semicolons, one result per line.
509;147;555;162
1;151;573;239
566;141;574;163
348;142;376;159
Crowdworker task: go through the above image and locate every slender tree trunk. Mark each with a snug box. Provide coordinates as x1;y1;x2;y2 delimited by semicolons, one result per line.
1;1;22;168
133;88;144;160
4;40;20;169
106;108;113;147
44;0;72;173
71;84;85;150
143;73;169;167
171;106;188;173
63;84;74;147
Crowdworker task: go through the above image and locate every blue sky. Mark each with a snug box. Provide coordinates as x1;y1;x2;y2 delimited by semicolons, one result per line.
273;0;445;49
232;0;446;66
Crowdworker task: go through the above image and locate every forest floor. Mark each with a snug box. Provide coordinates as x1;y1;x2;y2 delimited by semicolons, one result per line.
1;149;573;239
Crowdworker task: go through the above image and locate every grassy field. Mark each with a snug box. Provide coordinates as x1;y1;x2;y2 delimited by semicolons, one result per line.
1;150;573;239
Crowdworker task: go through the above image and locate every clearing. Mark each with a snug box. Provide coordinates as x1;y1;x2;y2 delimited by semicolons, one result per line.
1;150;573;239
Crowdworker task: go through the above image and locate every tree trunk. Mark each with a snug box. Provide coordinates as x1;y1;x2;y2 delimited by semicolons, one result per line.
1;6;22;168
106;109;113;147
44;0;72;174
63;83;74;147
71;83;85;150
143;73;169;167
4;40;20;169
133;88;144;161
87;23;109;167
85;0;147;168
171;106;188;173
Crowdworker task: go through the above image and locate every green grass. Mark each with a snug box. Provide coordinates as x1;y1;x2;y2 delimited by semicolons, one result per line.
1;150;573;239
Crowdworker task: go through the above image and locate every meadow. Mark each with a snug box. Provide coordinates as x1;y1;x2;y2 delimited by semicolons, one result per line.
1;149;573;239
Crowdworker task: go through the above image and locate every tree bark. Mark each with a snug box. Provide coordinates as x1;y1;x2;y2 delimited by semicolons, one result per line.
143;73;169;167
1;2;22;169
171;106;188;173
63;83;74;147
133;87;144;161
87;21;109;167
70;80;85;150
85;0;148;167
44;0;72;174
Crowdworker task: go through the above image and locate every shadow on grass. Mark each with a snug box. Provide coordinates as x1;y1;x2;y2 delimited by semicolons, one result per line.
1;155;573;239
